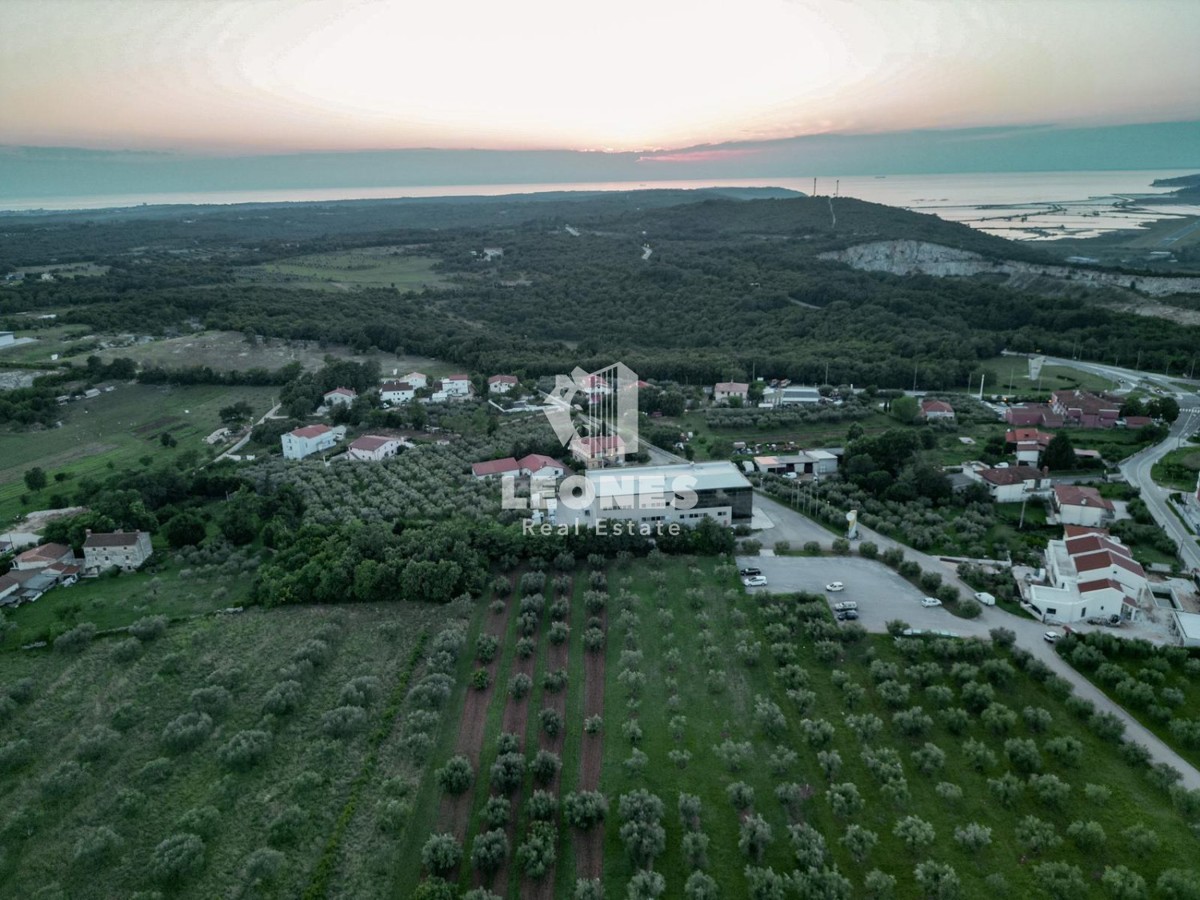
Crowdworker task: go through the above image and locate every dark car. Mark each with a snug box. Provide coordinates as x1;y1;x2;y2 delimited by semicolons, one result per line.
739;567;762;577
836;610;860;621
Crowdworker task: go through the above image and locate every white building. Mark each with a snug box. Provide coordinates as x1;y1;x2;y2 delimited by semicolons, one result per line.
1026;530;1147;624
13;542;74;571
562;461;753;529
347;435;405;461
472;457;520;479
403;372;429;389
571;435;626;467
380;381;415;405
488;374;519;394
713;382;749;403
517;454;568;480
323;387;357;407
443;374;471;397
975;465;1049;502
754;451;839;478
1053;484;1114;528
1170;611;1200;648
770;385;822;406
82;531;153;573
282;424;339;460
920;399;956;421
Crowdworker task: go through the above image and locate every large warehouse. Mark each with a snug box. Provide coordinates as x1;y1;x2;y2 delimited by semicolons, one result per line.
561;461;753;528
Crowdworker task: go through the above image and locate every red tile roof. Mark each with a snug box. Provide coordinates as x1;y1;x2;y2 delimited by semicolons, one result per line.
518;454;566;472
1063;525;1110;538
1006;428;1052;446
715;382;750;393
471;457;520;477
1065;534;1133;560
381;381;413;392
980;467;1041;486
324;387;357;398
488;374;518;384
573;435;625;453
1078;577;1125;594
1053;484;1113;511
349;435;397;452
290;424;332;439
1074;550;1145;578
447;374;469;381
16;543;72;564
1123;416;1153;427
921;399;954;414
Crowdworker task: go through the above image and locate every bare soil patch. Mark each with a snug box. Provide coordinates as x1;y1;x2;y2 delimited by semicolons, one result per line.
576;608;608;880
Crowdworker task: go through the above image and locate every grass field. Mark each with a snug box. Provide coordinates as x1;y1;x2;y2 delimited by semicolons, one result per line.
977;356;1118;398
242;249;448;292
1152;443;1200;491
396;556;1200;898
0;600;453;899
0;383;279;525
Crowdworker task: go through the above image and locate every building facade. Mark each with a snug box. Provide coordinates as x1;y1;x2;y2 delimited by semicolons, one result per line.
83;531;153;572
282;424;339;460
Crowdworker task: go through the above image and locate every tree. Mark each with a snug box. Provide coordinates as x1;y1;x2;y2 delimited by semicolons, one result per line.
165;512;206;548
1043;432;1075;471
435;756;473;794
893;816;935;854
952;823;992;853
788;822;826;869
563;791;608;830
149;832;206;883
840;824;878;864
516;821;556;879
1031;862;1086;900
1015;815;1061;855
421;833;462;876
914;861;961;900
23;467;47;492
1101;866;1148;900
891;396;918;424
470;829;508;876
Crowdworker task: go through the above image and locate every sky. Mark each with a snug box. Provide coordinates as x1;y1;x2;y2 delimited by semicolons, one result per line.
3;0;1200;155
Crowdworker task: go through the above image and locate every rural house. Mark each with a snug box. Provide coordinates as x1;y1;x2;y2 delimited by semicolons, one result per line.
13;542;75;571
571;434;626;467
471;457;520;479
1050;389;1120;429
443;374;471;397
975;465;1049;502
1052;484;1115;528
402;371;429;389
323;387;357;407
1006;428;1053;465
713;381;749;403
920;399;956;421
83;531;153;573
517;454;568;480
488;374;519;394
281;424;339;460
380;381;415;405
347;435;405;461
1026;529;1147;624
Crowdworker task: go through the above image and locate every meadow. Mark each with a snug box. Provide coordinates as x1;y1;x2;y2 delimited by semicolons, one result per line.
242;249;449;292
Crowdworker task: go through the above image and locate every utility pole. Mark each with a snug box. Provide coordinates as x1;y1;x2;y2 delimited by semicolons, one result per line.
979;372;985;400
825;361;830;385
913;362;919;393
1136;350;1142;371
813;177;817;196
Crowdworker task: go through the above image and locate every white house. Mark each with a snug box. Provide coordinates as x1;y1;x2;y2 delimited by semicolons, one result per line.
13;542;74;571
347;435;405;461
713;382;749;403
323;387;357;407
380;381;415;405
1026;530;1147;624
977;466;1049;502
443;374;471;397
83;531;153;573
488;375;519;394
403;372;429;389
282;424;339;460
571;435;626;467
472;457;520;479
1052;484;1114;528
517;454;568;480
920;399;956;421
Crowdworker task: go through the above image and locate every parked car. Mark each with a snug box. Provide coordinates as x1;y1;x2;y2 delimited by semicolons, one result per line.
1044;631;1062;643
973;591;996;606
920;596;942;608
743;575;768;588
833;601;858;612
826;581;845;592
739;567;762;577
836;610;860;621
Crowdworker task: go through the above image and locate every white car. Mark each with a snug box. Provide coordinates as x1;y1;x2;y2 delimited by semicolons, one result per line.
833;601;857;612
743;575;768;588
1044;631;1062;643
826;582;845;592
920;596;942;608
973;591;996;606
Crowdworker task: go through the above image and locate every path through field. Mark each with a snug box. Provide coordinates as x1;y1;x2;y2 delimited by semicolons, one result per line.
575;606;607;880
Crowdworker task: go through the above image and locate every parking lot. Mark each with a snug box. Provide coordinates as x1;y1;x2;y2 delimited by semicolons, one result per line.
736;555;993;638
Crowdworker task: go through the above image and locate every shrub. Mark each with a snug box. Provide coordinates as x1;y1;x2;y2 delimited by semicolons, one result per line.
738;814;773;862
893;816;935;854
321;705;367;738
1031;862;1085;898
788;821;826;868
526;789;558;821
262;680;305;716
435;756;473;794
267;805;306;846
914;861;961;899
827;781;864;818
530;749;562;785
242;847;285;887
1015;815;1061;854
727;781;756;811
584;715;603;734
339;676;382;707
470;668;491;690
73;825;122;865
129;615;168;642
189;686;232;718
841;823;878;864
149;833;206;883
483;796;510;829
421;832;463;876
112;637;143;663
490;752;525;792
517;821;557;879
53;623;97;654
563;791;608;830
161;712;213;753
0;738;33;773
470;829;508;876
684;871;719;900
176;805;221;838
508;673;532;699
76;725;121;761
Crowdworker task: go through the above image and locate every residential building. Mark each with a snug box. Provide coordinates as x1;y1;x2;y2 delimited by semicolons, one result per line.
403;371;429;389
488;375;519;394
443;374;471;397
13;542;74;571
1122;415;1153;429
281;424;339;460
1170;611;1200;648
713;381;750;403
347;435;405;461
1004;404;1064;428
1052;484;1114;528
380;381;415;405
1006;428;1053;465
975;465;1050;502
471;457;520;479
920;399;956;421
563;461;754;528
82;531;153;573
0;569;40;606
1026;529;1147;624
579;374;611;395
1050;389;1120;429
571;435;626;467
517;454;568;479
323;387;357;407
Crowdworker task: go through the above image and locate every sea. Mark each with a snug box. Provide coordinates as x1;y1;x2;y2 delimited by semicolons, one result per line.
4;169;1199;242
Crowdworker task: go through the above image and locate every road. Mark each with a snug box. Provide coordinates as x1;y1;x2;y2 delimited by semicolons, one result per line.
213;402;281;463
744;497;1200;790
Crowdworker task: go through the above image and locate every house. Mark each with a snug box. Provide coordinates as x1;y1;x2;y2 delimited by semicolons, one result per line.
471;457;520;479
754;451;839;478
380;381;415;405
1052;484;1114;528
82;531;153;573
281;424;339;460
1169;611;1200;648
517;454;568;480
976;465;1050;502
13;542;75;571
1026;529;1147;624
488;375;519;394
561;461;754;529
1050;390;1120;429
920;399;956;421
713;382;750;403
403;372;429;389
579;374;611;395
482;247;504;260
1005;428;1053;465
443;374;471;397
1004;404;1064;428
571;435;626;467
347;435;405;462
323;387;357;407
1122;415;1153;429
0;569;39;606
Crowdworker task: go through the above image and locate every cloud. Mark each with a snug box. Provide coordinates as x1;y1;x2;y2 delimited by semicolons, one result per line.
637;148;761;164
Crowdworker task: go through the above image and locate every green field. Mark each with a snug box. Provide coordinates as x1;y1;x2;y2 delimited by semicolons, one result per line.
977;356;1118;398
394;556;1200;898
1152;443;1200;491
0;383;278;525
244;249;449;292
0;600;453;899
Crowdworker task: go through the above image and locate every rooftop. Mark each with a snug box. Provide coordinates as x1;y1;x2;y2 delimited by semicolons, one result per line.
1053;484;1114;511
289;424;332;440
471;457;520;477
349;435;398;452
585;461;752;498
15;542;72;563
488;374;518;384
83;532;146;548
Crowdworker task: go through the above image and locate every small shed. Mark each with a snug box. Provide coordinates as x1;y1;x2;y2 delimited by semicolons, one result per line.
1169;610;1200;648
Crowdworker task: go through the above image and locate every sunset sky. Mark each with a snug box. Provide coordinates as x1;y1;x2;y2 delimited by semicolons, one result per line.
3;0;1199;154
